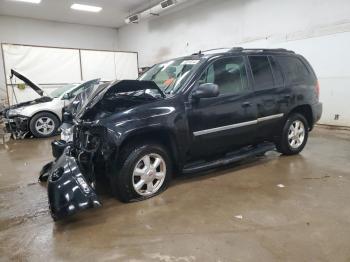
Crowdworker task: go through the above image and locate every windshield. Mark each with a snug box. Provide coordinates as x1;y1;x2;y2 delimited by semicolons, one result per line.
50;84;77;98
139;58;200;94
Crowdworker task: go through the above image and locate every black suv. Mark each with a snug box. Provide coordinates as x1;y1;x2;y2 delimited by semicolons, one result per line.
47;47;322;220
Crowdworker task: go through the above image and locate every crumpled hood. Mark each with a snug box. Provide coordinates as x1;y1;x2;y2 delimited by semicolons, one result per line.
76;80;165;120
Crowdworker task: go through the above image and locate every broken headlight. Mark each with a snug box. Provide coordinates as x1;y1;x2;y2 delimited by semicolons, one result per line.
61;126;73;142
7;107;25;117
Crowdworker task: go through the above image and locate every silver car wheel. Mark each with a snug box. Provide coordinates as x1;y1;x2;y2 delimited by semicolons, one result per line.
132;153;166;196
288;120;305;149
35;117;55;136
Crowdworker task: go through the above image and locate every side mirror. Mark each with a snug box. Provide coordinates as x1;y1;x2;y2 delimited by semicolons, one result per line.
62;93;73;100
192;83;219;100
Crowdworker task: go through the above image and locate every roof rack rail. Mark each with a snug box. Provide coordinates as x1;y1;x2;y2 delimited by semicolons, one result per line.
192;47;231;56
191;47;294;56
229;47;294;53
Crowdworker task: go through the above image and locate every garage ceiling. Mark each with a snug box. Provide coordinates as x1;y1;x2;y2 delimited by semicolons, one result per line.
0;0;163;28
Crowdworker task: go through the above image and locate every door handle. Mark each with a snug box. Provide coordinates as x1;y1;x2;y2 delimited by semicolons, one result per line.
241;102;252;108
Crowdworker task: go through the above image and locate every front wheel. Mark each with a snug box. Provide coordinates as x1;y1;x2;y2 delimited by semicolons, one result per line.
276;113;309;155
111;143;172;202
29;112;60;138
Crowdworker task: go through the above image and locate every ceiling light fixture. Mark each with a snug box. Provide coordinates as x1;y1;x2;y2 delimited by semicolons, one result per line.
71;3;102;13
11;0;41;4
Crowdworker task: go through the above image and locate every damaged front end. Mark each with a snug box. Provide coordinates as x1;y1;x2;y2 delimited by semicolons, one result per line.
47;123;113;220
46;80;165;220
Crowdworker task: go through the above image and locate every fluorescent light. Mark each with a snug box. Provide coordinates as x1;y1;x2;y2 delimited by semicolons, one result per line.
71;3;102;12
11;0;41;3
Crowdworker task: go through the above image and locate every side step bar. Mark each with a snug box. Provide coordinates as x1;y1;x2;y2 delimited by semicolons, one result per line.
182;142;276;174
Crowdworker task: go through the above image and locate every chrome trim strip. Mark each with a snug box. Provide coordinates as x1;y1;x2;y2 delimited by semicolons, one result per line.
193;113;284;136
193;120;258;136
257;113;284;122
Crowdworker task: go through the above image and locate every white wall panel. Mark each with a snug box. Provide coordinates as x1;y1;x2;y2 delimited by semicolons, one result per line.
3;44;81;84
115;52;138;80
2;44;138;105
0;15;119;105
81;50;116;81
81;50;138;81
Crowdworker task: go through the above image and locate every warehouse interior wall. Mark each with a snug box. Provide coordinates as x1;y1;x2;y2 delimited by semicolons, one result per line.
0;15;119;106
117;0;350;127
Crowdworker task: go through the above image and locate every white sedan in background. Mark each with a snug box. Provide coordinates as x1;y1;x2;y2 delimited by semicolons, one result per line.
1;69;100;138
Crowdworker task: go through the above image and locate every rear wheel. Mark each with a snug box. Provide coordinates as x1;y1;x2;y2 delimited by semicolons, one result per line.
29;112;60;138
110;142;172;202
276;113;309;155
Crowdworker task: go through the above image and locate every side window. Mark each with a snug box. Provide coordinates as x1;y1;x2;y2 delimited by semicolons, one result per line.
199;56;248;95
71;82;94;97
249;56;274;90
269;56;284;86
274;56;311;84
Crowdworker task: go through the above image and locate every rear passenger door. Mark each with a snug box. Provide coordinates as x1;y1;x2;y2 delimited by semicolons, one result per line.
248;55;284;140
273;55;315;116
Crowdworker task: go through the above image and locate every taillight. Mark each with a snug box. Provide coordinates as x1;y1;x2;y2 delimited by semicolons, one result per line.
315;81;320;99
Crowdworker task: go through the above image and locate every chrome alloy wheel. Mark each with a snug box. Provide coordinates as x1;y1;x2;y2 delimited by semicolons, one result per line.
132;153;166;196
35;117;55;136
288;120;305;149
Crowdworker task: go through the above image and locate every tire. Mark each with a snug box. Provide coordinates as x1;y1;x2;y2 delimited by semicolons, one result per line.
276;113;309;155
110;142;172;203
29;112;60;138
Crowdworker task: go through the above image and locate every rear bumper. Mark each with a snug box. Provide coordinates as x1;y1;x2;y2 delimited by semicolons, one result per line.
312;102;323;125
47;147;101;220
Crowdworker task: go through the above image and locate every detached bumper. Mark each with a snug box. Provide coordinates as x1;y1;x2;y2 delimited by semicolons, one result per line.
48;147;101;220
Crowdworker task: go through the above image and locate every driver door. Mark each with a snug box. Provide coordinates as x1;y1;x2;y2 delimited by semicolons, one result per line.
187;56;258;159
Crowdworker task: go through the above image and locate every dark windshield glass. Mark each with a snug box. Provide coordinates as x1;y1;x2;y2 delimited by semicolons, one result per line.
139;58;200;94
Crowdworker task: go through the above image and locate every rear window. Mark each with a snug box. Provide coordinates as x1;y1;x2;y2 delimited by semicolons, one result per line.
274;56;312;84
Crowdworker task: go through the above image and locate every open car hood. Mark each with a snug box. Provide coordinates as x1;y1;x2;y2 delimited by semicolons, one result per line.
10;69;46;97
76;80;165;120
107;80;165;95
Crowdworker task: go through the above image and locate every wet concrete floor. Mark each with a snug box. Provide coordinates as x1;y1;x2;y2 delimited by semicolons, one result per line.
0;126;350;261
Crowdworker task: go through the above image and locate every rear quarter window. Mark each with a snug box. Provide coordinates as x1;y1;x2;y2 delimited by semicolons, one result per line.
274;56;312;85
